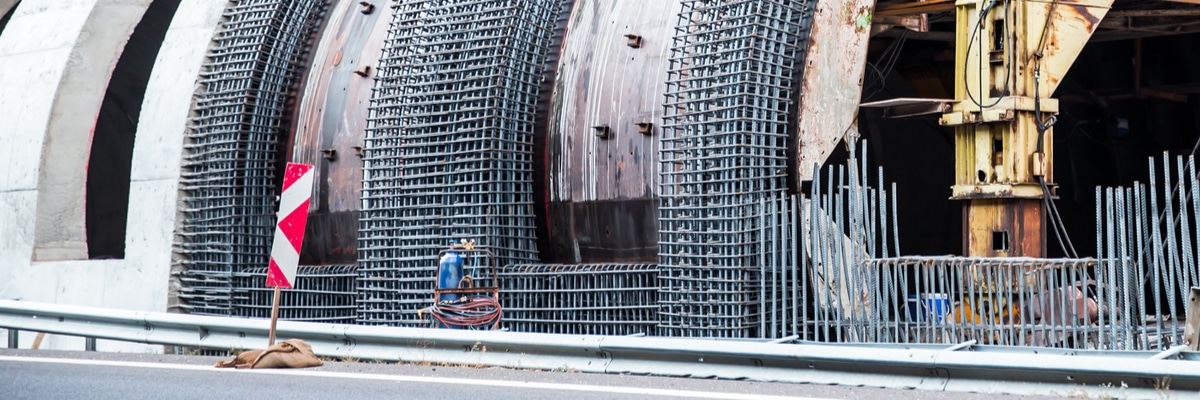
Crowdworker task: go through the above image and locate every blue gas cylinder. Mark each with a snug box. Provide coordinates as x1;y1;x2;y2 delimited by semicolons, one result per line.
437;251;464;302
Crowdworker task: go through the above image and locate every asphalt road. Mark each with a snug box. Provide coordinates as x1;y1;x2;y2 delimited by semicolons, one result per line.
0;349;1067;400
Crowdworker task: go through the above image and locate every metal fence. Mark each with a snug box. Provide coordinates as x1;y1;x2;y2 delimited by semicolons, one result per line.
498;264;659;336
657;0;815;338
177;0;326;316
1096;153;1200;350
357;0;563;326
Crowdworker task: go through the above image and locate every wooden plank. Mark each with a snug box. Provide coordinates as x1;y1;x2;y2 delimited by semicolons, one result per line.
860;97;952;108
1092;23;1200;41
31;332;45;350
1109;8;1200;18
1187;287;1200;351
875;0;956;16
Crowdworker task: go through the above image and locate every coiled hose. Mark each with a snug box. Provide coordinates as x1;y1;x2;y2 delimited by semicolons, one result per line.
423;296;502;330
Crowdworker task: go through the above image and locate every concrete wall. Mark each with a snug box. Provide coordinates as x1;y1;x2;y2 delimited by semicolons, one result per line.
0;0;227;352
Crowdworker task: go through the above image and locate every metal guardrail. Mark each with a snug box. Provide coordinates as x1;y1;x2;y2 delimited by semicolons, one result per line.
1;300;1199;398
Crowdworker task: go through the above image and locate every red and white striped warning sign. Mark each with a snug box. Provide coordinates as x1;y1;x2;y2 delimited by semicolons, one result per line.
265;163;315;288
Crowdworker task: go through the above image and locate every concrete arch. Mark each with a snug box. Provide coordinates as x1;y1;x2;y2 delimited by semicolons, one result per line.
0;1;17;17
27;0;154;261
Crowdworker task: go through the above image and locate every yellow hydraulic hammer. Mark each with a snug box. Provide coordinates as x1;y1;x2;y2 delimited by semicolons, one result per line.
941;0;1112;257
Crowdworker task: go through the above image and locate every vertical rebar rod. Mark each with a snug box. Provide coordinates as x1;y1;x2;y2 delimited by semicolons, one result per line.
793;194;801;338
1161;155;1182;344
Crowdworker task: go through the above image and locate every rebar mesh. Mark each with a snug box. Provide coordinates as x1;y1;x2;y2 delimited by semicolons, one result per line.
657;0;815;338
1096;153;1200;350
177;0;325;316
231;265;359;323
498;263;659;336
854;257;1110;348
357;0;562;326
791;152;1198;351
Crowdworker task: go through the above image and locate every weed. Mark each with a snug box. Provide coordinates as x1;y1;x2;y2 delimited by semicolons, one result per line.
1155;376;1172;400
1096;381;1129;400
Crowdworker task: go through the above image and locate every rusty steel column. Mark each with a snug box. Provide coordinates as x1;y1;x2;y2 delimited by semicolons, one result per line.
941;0;1112;257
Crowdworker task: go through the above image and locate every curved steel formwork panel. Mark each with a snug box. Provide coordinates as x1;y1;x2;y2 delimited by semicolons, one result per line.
357;0;563;326
541;0;679;264
657;0;815;338
176;0;327;316
288;0;394;267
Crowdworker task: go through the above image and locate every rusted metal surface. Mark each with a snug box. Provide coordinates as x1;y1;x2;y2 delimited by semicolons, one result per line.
547;199;657;263
547;0;676;202
962;199;1045;257
951;117;1055;197
290;0;391;264
1024;0;1113;96
794;0;875;182
531;0;574;264
543;0;679;263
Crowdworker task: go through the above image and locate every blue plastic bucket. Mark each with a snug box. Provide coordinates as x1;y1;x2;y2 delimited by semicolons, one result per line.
921;293;950;323
906;294;921;321
906;293;950;323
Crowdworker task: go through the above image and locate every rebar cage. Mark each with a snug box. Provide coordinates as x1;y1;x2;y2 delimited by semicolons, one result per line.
357;0;562;326
178;0;327;316
657;0;816;338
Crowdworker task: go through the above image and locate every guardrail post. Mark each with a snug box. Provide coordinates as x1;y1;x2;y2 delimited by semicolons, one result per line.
6;329;16;349
85;337;96;352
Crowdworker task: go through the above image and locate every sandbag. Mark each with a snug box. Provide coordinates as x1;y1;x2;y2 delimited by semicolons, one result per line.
214;339;323;369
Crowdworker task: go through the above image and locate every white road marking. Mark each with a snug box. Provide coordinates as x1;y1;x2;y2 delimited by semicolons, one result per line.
0;355;837;400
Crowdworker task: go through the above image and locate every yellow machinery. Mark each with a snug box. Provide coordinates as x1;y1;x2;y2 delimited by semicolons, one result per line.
942;0;1112;257
939;0;1113;332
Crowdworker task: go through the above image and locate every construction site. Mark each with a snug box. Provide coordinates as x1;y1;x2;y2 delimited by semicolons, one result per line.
1;0;1199;356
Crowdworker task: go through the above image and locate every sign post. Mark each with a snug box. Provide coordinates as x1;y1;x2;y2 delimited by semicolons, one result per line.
265;163;314;346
